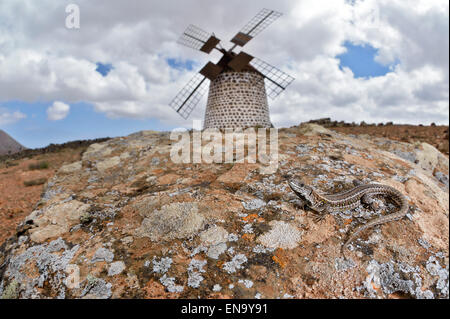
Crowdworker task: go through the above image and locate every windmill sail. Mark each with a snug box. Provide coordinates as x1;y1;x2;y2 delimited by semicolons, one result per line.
169;73;209;119
231;9;282;47
249;57;295;99
177;24;221;54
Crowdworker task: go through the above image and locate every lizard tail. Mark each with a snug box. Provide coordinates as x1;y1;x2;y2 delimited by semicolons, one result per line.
342;191;409;258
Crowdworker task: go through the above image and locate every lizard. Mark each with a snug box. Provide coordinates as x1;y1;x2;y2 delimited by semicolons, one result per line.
288;179;409;257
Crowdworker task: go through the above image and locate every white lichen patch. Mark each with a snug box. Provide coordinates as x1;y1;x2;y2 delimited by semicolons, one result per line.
426;255;449;297
188;259;207;273
242;224;254;234
223;254;247;274
257;221;302;249
159;275;184;293
187;271;204;288
152;257;173;274
190;245;208;257
253;244;276;254
81;275;112;299
242;198;266;211
187;259;207;289
238;279;254;288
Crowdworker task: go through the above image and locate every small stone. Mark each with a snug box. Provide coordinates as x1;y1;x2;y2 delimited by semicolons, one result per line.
96;156;121;172
108;261;125;276
200;226;229;247
137;202;204;241
206;243;227;259
242;198;266;210
91;247;114;263
257;221;302;249
59;161;82;174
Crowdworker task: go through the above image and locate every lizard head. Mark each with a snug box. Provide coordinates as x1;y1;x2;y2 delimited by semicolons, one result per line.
288;180;317;207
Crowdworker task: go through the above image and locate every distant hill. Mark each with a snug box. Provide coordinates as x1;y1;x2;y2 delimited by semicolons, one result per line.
0;130;26;156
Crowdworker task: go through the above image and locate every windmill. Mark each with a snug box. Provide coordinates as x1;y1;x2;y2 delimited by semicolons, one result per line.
169;8;295;129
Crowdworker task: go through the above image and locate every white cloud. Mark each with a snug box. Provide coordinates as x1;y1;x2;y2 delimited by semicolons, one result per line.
0;0;448;127
47;101;70;121
0;108;26;126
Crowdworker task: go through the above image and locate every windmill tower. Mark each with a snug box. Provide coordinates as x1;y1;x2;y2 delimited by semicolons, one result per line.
170;9;295;129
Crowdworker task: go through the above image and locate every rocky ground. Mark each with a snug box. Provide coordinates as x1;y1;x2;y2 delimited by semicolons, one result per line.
308;118;449;156
0;148;88;244
0;124;448;299
0;139;109;244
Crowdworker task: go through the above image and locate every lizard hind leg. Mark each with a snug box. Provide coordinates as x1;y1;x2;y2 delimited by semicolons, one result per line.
312;212;327;223
361;194;379;210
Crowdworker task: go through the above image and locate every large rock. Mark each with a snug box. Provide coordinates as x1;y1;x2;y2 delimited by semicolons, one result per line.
0;125;448;299
414;142;448;173
257;221;302;249
136;202;205;241
27;201;90;243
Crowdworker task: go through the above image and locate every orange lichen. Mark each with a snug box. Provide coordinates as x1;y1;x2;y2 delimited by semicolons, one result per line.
272;248;288;268
242;213;265;223
242;233;255;241
343;218;353;225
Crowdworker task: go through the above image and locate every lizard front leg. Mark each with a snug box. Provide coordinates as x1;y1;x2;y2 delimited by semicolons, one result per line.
312;211;327;223
310;203;330;222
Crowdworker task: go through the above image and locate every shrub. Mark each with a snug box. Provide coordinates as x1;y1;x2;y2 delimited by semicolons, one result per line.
23;177;47;187
28;161;49;170
5;161;19;168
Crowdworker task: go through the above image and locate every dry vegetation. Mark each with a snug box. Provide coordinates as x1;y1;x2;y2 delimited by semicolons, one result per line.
308;118;449;156
0;145;95;244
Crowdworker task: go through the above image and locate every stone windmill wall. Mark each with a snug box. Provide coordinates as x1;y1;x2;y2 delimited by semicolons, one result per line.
203;71;272;129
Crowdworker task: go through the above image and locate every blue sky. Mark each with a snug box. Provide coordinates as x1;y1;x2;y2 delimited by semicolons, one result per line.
166;58;196;71
1;56;204;148
95;62;114;77
337;42;396;78
1;100;174;148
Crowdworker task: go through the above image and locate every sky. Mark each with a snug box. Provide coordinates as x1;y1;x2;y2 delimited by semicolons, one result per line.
0;0;448;148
